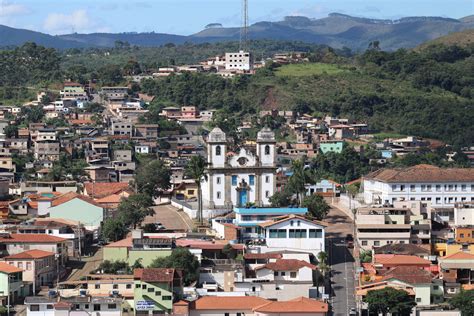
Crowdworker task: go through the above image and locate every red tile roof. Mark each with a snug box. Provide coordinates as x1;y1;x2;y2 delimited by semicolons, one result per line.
51;192;102;208
365;164;474;183
382;266;433;284
4;249;55;260
375;254;431;266
256;259;317;271
441;252;474;260
193;296;270;310
133;268;180;283
0;233;67;243
254;297;328;313
84;182;130;198
0;262;23;273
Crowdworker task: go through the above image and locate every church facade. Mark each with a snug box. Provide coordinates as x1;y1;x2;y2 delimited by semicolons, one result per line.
202;127;277;209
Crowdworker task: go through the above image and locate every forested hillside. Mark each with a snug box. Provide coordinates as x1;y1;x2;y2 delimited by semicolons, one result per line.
1;40;473;147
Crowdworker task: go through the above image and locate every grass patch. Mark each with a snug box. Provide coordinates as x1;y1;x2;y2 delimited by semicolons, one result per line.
275;63;349;77
372;132;406;141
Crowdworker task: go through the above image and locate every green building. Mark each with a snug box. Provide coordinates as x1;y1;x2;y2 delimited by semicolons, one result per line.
48;192;105;230
0;262;27;307
319;141;345;154
132;268;183;314
103;230;173;266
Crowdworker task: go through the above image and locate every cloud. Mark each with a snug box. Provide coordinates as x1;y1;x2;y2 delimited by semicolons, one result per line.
0;0;29;17
364;6;381;13
43;9;110;34
289;4;326;17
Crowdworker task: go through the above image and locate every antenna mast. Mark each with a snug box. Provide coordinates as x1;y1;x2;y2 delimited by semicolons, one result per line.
239;0;249;51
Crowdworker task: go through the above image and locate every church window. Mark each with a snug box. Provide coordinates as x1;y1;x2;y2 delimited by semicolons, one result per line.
215;145;221;156
265;176;270;183
216;177;221;184
249;175;255;185
265;191;270;198
217;191;221;199
265;145;270;155
232;176;237;186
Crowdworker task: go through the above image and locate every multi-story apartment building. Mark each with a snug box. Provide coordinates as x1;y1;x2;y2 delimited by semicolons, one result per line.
110;119;133;136
34;141;60;161
363;164;474;207
356;201;432;250
225;51;253;71
134;124;159;139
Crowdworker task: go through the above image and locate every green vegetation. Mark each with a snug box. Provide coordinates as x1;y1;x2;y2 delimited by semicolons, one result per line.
363;287;417;316
149;248;200;285
275;63;348;77
450;290;474;316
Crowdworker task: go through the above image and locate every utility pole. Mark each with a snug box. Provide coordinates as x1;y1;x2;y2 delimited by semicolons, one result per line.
78;221;82;261
239;0;249;51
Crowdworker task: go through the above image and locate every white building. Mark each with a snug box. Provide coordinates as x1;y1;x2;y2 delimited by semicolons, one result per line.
454;202;474;227
225;51;253;71
259;214;326;257
363;164;474;208
202;127;276;210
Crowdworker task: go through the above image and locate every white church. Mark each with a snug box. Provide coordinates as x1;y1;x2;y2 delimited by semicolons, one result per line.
201;127;277;209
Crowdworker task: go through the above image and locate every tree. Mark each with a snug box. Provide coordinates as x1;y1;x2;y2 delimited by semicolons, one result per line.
149;248;200;285
287;157;314;206
102;218;128;242
98;64;123;85
269;190;293;207
4;125;18;138
302;195;330;220
363;287;416;316
185;155;207;224
117;194;154;229
135;160;171;199
222;244;238;260
360;250;372;263
315;251;329;295
450;289;474;316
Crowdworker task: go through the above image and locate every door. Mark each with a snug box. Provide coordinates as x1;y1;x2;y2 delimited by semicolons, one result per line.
239;189;248;206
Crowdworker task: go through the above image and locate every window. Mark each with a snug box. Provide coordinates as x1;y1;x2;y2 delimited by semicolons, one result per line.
225;313;230;316
26;262;32;270
142;284;147;289
274;271;278;276
18;262;23;269
126;284;132;289
361;240;368;246
30;305;40;312
410;185;415;191
433;285;439;290
155;291;161;296
374;241;380;246
46;305;53;310
148;288;154;293
290;272;297;278
290;220;294;226
265;145;270;155
269;229;286;238
309;229;323;238
242;215;252;221
265;176;270;183
265;191;270;198
215;145;221;156
108;304;117;309
113;284;119;289
416;298;421;303
216;177;221;184
162;296;172;301
249;175;255;185
95;284;100;289
135;284;140;288
93;304;101;311
462;184;467;191
289;229;307;238
217;191;221;199
232;175;237;186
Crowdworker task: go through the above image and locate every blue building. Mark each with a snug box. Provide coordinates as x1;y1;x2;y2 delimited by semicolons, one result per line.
234;207;308;240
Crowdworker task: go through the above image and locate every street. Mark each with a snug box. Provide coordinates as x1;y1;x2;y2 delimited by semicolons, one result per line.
143;204;194;232
325;205;357;316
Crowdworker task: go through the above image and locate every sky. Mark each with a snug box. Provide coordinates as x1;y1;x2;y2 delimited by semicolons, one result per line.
0;0;473;35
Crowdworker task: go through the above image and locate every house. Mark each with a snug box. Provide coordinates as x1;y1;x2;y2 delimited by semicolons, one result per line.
0;233;68;265
133;268;183;314
103;230;173;266
363;164;474;207
439;252;474;296
319;141;344;154
34;140;60;161
24;295;124;316
454;202;474;227
259;214;326;257
356;201;431;250
2;250;56;293
0;262;27;307
233;207;307;241
58;274;134;298
225;51;253;71
47;192;105;234
202;127;277;212
110;119;133;136
184;295;328;316
180;106;199;119
134;124;159;139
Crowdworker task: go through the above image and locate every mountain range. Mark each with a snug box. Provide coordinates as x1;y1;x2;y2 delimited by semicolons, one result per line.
1;13;474;51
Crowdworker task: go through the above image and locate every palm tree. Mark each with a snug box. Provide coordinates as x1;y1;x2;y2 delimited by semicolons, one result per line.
315;251;330;296
185;155;207;225
288;157;314;206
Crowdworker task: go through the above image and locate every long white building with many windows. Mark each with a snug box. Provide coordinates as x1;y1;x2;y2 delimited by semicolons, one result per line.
363;164;474;208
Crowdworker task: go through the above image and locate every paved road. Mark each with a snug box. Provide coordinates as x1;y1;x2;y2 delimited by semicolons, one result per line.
144;204;194;232
67;248;103;281
324;205;357;316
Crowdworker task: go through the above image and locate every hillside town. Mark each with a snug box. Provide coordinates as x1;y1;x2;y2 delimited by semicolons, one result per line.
0;62;472;316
